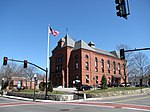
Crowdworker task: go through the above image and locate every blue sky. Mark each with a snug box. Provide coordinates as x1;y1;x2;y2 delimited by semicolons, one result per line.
0;0;150;69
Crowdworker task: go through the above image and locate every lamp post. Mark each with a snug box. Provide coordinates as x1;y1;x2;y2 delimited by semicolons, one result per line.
33;74;37;101
1;78;4;96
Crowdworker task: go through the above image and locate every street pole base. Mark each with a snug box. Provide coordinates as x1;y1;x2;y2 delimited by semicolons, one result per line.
33;97;36;101
45;95;48;100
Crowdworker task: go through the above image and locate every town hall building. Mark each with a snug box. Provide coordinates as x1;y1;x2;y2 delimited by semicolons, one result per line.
50;35;127;87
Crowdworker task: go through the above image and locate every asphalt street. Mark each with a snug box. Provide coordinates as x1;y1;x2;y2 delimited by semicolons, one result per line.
0;94;150;112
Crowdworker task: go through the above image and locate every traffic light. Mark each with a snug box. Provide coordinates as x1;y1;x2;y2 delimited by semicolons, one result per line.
3;57;8;65
115;0;122;17
121;0;127;19
24;60;28;68
115;0;127;19
120;49;125;60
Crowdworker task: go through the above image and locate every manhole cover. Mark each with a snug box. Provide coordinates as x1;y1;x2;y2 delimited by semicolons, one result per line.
60;109;70;111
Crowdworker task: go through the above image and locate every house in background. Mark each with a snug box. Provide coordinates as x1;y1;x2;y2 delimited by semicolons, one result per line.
10;77;44;89
129;74;150;87
50;35;127;87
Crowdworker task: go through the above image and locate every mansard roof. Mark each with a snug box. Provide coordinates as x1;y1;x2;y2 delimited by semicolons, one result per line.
56;35;119;58
62;34;75;48
73;40;94;51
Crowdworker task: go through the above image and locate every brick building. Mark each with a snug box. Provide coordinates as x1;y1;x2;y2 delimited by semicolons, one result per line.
50;35;127;87
10;77;43;89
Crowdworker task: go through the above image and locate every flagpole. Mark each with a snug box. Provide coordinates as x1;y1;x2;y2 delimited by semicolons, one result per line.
47;25;50;78
45;25;50;99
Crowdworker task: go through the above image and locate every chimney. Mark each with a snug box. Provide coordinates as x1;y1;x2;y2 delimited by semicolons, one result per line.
58;38;65;47
88;41;95;48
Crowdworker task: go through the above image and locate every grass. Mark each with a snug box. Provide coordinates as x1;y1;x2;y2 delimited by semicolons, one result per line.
84;87;141;94
18;89;65;94
16;87;142;94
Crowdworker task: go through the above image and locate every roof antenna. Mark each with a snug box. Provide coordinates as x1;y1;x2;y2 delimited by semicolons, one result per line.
66;28;68;35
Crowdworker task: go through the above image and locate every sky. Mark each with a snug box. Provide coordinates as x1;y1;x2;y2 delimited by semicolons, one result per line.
0;0;150;71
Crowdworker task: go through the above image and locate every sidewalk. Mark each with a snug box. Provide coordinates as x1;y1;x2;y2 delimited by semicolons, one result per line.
1;95;65;102
2;93;149;103
53;87;77;93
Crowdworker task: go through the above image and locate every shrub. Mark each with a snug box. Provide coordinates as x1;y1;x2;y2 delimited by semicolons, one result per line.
39;82;46;91
101;75;108;89
48;81;53;92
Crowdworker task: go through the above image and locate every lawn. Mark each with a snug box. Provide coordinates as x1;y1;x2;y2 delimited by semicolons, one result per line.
18;89;65;94
17;87;142;94
84;87;141;94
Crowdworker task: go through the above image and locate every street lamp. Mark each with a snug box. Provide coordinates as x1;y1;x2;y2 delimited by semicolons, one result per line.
33;74;37;101
1;78;4;96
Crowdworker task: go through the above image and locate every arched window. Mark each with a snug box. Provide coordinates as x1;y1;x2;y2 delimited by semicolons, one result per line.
101;59;104;73
123;64;126;75
95;57;98;72
75;62;79;70
86;75;89;83
113;61;116;74
118;63;121;74
107;60;110;73
56;54;63;63
96;76;98;84
75;55;79;70
85;55;89;70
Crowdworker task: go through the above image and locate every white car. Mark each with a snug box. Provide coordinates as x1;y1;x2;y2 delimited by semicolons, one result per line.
119;83;130;87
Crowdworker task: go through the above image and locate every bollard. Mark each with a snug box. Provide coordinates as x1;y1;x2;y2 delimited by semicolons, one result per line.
83;89;86;100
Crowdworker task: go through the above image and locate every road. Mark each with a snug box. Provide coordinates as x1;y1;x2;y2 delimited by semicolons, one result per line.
0;94;150;112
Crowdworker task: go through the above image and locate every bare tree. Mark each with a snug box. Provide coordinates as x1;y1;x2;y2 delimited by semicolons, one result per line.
146;65;150;75
0;62;19;86
23;66;37;89
132;52;150;77
116;44;135;77
116;44;150;78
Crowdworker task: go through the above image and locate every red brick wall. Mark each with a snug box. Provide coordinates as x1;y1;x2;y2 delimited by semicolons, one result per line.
51;44;127;87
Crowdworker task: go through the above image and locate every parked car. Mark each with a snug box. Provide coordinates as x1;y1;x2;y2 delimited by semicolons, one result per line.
76;84;93;91
119;83;130;87
135;84;148;87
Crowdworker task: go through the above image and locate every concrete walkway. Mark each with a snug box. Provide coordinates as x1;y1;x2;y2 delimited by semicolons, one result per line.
53;87;77;93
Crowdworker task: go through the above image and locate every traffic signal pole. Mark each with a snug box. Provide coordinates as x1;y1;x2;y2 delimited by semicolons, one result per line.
120;47;150;60
125;48;150;52
120;47;150;87
3;57;48;100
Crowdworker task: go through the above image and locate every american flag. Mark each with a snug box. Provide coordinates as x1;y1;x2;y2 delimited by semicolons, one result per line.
49;26;59;36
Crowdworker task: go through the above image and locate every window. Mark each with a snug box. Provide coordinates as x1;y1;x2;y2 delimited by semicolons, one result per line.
75;55;79;70
56;55;63;63
75;55;78;59
75;62;79;70
86;75;89;83
113;61;116;74
85;55;89;70
118;63;121;74
95;57;98;72
96;76;98;84
56;66;59;72
56;64;63;73
123;64;126;75
107;60;110;73
101;59;104;73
